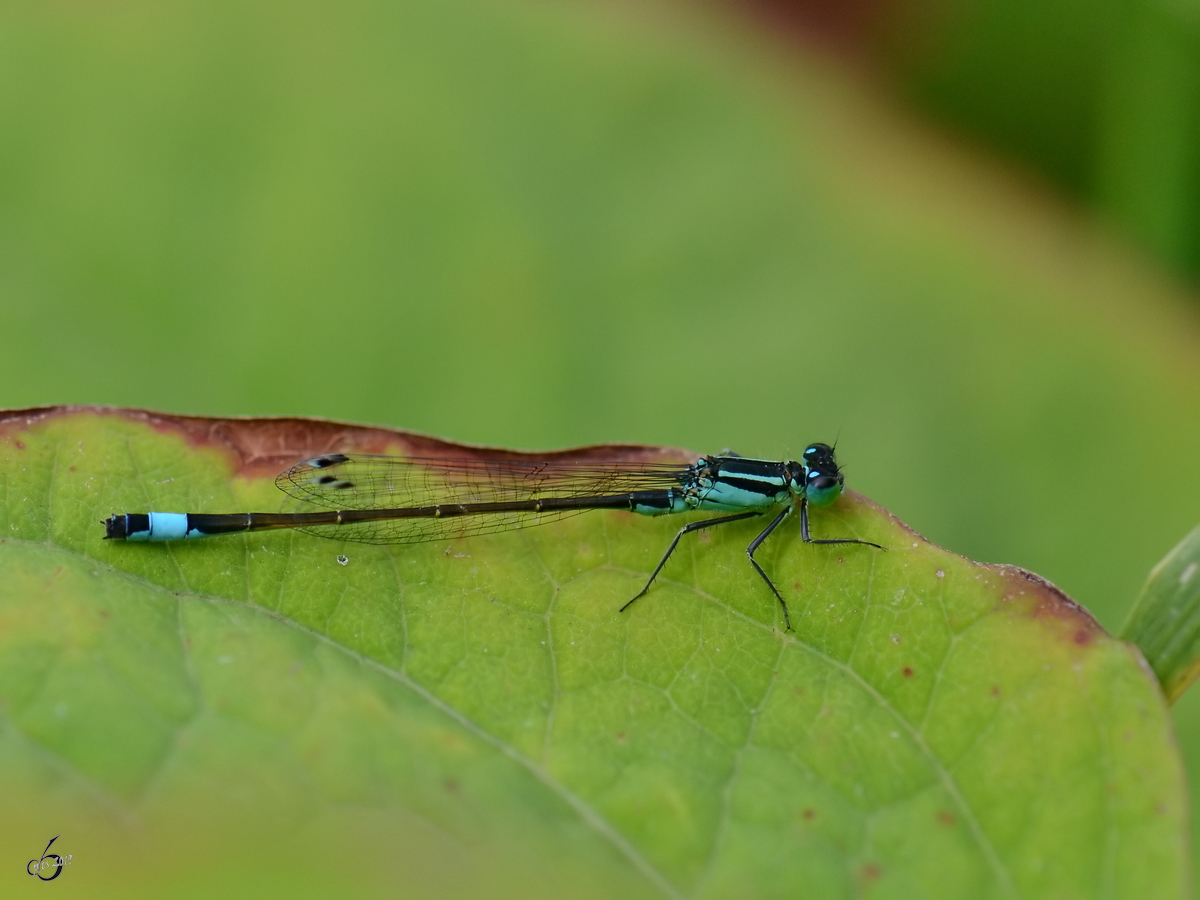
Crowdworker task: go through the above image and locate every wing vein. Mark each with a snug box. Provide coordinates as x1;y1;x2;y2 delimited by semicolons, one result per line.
274;453;694;545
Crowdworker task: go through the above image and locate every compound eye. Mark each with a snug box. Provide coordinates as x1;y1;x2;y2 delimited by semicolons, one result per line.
805;471;844;507
808;474;838;492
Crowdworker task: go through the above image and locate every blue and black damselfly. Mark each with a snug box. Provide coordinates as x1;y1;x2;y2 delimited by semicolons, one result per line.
103;443;881;629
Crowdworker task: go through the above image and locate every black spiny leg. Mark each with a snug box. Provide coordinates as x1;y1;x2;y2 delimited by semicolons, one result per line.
745;505;795;631
799;497;884;550
621;511;762;614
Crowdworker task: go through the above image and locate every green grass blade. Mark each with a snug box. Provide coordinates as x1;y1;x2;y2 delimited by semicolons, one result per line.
1121;524;1200;704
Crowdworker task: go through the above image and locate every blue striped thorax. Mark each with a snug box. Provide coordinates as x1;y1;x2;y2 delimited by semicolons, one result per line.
664;442;866;628
688;457;792;512
676;443;847;513
681;444;849;513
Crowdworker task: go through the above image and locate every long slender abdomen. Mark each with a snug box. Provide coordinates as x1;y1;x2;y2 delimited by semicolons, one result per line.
101;490;681;542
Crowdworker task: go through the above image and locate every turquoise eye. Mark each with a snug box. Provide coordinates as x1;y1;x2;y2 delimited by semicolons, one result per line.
806;473;842;507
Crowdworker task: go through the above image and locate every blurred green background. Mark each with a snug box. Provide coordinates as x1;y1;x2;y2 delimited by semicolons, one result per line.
1;0;1198;879
869;0;1200;276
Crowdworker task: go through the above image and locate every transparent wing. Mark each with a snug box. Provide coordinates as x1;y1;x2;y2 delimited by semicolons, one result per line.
274;453;695;545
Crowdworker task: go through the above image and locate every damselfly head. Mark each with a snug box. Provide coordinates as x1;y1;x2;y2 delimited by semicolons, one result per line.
799;443;845;507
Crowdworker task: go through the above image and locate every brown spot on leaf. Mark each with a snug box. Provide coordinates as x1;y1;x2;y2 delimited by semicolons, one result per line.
936;810;955;826
990;686;1001;698
14;440;24;450
0;406;698;479
444;779;459;793
793;686;805;696
68;465;75;472
861;863;881;882
802;808;815;820
616;732;626;743
998;564;1103;645
902;666;913;678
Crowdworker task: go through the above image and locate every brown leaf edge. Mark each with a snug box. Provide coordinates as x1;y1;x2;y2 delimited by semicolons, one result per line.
1;404;1109;653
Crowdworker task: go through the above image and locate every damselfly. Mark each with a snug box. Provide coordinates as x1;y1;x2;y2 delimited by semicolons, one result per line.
103;442;881;629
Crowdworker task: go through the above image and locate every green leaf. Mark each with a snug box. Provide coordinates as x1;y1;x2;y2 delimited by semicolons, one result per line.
1121;525;1200;704
0;407;1187;898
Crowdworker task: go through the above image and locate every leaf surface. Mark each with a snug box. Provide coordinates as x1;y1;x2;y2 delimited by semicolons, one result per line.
0;407;1186;898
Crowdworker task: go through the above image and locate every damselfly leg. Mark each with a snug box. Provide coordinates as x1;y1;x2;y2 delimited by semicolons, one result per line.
621;497;882;631
799;497;884;549
745;505;794;630
620;511;761;613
